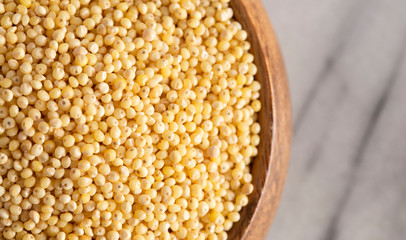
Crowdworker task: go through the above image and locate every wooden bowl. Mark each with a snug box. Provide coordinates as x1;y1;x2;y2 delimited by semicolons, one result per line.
227;0;292;239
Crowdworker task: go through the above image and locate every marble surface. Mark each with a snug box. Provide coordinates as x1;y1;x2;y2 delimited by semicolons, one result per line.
261;0;406;239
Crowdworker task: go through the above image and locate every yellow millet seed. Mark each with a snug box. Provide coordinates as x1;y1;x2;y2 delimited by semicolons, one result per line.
0;0;261;239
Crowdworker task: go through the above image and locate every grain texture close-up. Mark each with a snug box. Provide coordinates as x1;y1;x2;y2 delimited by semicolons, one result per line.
0;0;292;239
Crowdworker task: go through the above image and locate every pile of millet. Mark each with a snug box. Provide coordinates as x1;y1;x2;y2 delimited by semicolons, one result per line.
0;0;261;239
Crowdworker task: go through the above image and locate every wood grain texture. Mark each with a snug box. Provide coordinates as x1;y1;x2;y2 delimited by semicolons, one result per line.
228;1;292;239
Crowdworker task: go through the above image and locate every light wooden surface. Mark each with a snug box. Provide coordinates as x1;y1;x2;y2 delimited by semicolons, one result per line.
228;1;291;239
263;0;406;239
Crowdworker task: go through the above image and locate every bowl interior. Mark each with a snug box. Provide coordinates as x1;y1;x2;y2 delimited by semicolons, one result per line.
227;1;274;239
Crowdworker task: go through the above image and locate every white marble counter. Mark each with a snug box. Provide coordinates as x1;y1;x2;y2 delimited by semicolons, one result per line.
262;0;406;239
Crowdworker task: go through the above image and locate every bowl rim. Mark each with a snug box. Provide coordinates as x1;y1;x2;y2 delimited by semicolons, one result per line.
228;1;292;239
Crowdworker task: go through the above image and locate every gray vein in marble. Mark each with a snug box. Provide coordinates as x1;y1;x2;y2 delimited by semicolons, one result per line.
322;35;406;240
293;0;365;132
305;83;347;172
263;0;406;239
